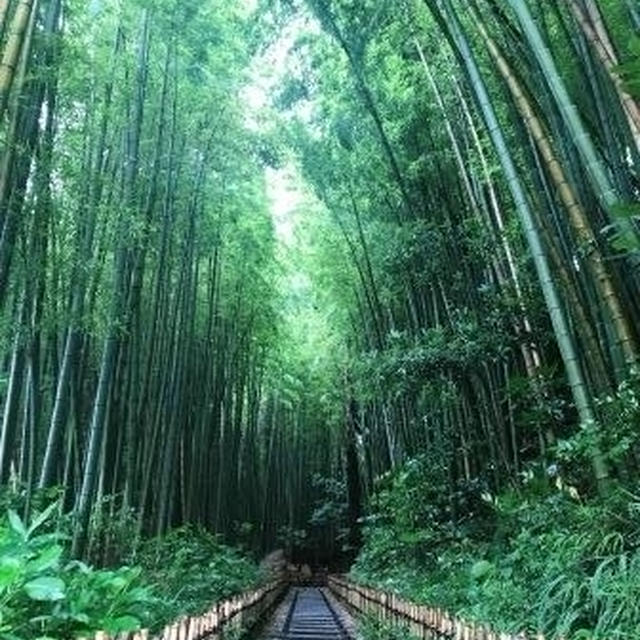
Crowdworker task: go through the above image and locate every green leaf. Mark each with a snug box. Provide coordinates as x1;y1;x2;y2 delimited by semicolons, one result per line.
74;612;91;623
24;576;66;601
26;545;62;573
104;615;141;633
7;511;27;538
0;557;21;588
611;201;640;220
470;560;494;580
27;502;59;537
64;559;91;574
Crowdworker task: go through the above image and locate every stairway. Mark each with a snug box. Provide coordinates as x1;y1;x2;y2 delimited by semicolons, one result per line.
264;587;351;640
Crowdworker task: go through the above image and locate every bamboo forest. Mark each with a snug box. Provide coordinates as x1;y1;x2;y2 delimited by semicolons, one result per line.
2;0;640;638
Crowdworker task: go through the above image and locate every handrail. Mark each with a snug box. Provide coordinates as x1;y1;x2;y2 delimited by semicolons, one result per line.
328;574;532;640
83;577;286;640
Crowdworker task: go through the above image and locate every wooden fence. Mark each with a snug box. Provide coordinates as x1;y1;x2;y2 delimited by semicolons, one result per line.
328;574;532;640
82;578;286;640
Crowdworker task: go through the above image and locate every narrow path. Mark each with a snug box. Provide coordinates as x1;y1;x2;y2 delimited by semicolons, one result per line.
259;586;356;640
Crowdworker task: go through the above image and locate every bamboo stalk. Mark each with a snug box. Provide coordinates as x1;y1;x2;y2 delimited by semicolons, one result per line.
566;0;640;149
0;0;37;120
473;10;638;368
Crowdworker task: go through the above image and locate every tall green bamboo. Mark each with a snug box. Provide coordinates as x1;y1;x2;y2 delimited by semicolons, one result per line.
426;0;608;484
507;0;639;263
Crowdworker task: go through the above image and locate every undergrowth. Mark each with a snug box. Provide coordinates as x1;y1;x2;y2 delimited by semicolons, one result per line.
351;457;640;640
0;503;262;639
135;525;262;624
358;613;416;640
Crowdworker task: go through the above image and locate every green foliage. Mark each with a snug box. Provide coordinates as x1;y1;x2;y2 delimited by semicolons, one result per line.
359;613;417;640
135;525;262;626
354;315;514;401
0;507;154;639
306;475;350;556
276;526;309;555
556;372;640;479
352;455;640;639
0;488;65;525
0;501;265;638
309;476;348;531
354;455;493;574
85;496;139;567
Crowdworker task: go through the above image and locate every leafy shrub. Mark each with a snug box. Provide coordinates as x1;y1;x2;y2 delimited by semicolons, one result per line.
354;455;493;574
556;371;640;479
135;525;262;626
0;505;155;639
359;613;416;640
86;495;139;568
352;455;640;639
1;508;267;638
